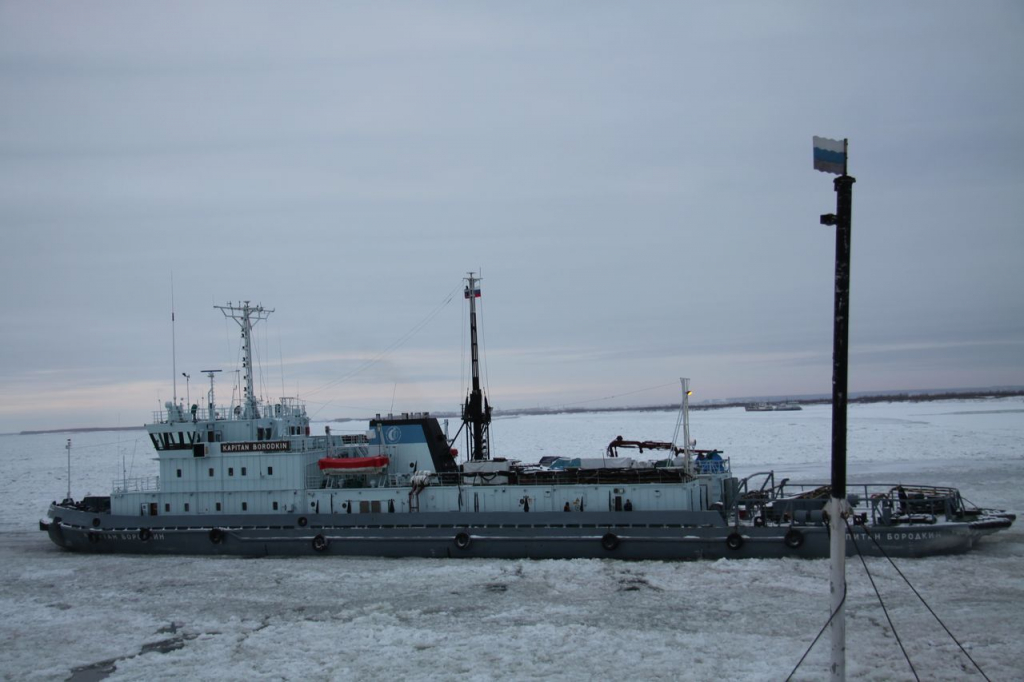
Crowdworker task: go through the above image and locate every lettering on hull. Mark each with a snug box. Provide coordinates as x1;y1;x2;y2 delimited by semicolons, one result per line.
220;441;290;453
884;531;938;542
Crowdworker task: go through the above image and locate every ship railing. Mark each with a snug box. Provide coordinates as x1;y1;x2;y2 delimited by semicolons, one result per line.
151;399;309;425
693;457;730;474
307;437;370;456
151;404;240;424
303;463;392;490
273;397;307;418
112;476;160;494
769;481;964;525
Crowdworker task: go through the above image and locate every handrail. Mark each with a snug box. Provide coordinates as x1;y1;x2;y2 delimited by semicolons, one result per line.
112;476;160;493
151;400;309;424
760;481;965;525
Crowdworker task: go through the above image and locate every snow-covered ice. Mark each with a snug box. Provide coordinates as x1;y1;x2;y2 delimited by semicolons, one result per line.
1;399;1022;680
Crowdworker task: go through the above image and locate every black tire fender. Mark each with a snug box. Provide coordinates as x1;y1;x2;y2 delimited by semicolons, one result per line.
785;529;804;549
601;532;620;551
454;532;472;550
209;528;224;544
726;532;744;550
312;534;328;552
139;528;153;542
297;516;308;528
92;517;101;528
754;516;765;527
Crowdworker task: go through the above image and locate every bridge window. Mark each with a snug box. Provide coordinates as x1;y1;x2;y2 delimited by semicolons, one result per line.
176;469;182;478
241;467;247;476
208;468;214;477
228;468;234;476
267;466;273;475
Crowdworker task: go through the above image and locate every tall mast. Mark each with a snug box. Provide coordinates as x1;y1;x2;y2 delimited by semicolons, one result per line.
171;273;178;406
65;438;71;502
462;273;491;461
670;378;693;468
201;369;222;416
215;301;273;419
815;135;855;682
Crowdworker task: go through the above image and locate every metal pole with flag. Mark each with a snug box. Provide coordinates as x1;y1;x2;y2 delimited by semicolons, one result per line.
815;135;855;682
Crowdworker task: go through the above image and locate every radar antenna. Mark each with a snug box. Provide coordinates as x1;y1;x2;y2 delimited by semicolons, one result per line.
214;301;273;419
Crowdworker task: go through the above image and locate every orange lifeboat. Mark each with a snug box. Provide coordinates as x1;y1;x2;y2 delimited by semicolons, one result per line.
317;455;390;475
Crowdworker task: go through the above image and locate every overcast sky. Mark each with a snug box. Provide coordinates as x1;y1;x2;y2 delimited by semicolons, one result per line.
1;2;1022;432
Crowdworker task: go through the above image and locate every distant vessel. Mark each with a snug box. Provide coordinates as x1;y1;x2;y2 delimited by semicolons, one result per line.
745;401;803;412
42;282;1014;559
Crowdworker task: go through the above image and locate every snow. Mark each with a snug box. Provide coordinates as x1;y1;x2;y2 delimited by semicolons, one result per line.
1;399;1022;680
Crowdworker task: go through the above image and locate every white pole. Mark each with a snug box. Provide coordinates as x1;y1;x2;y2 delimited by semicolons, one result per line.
829;496;848;680
65;438;71;502
670;378;692;469
682;378;692;459
171;273;177;406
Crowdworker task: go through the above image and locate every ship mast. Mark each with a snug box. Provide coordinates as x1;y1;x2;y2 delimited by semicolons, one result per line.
462;273;491;461
670;378;693;463
215;301;273;419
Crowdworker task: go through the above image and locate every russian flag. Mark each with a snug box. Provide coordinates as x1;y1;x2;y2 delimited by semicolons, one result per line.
813;136;846;175
464;287;481;299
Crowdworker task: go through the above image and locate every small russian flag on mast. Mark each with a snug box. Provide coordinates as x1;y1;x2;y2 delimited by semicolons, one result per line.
813;136;847;175
464;287;481;299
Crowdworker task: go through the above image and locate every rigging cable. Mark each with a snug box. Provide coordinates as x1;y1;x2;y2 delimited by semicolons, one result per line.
860;523;993;681
787;519;993;682
785;574;847;681
553;381;680;410
460;290;467;403
305;281;463;417
845;518;920;681
476;290;494;455
478;288;491;400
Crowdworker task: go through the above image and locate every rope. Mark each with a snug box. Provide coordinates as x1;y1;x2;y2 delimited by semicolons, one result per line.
859;524;993;681
305;282;462;416
478;294;491;400
460;289;467;403
786;579;847;681
554;381;680;409
845;518;920;681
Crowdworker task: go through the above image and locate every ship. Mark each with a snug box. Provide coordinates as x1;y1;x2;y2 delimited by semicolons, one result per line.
41;276;1015;559
745;401;803;412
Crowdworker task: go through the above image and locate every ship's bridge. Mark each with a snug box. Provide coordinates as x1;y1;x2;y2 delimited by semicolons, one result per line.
153;397;307;425
148;397;311;452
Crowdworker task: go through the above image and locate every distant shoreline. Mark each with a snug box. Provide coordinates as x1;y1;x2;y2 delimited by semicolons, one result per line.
13;425;145;437
9;388;1023;435
334;388;1024;422
472;388;1024;418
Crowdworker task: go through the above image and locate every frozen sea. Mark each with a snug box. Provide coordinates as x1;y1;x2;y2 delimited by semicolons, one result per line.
1;399;1022;681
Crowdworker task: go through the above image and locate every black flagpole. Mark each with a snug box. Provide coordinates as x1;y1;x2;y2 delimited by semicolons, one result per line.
819;138;855;682
821;157;855;500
